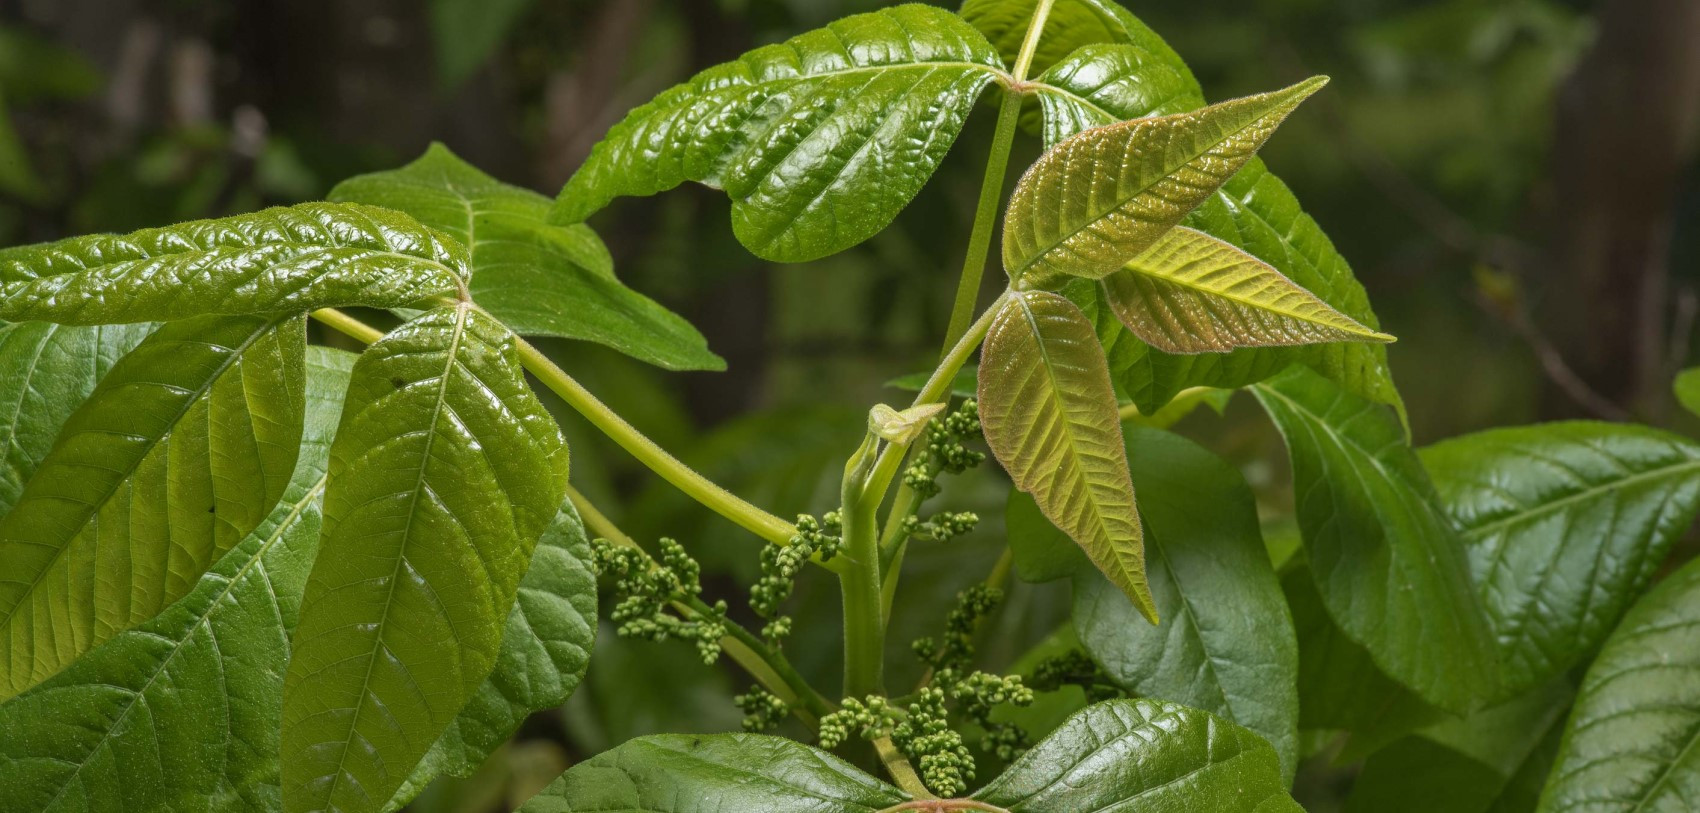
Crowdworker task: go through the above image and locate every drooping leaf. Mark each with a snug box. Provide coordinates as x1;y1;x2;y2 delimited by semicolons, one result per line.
971;699;1301;812
281;305;570;813
516;734;907;812
0;202;465;325
384;500;598;811
1674;367;1700;418
329;143;721;371
978;290;1154;622
0;347;351;813
1537;557;1700;812
1002;76;1327;287
1422;422;1700;697
957;0;1195;83
1253;367;1496;712
1073;424;1298;776
1100;225;1392;353
0;321;153;514
428;0;533;89
551;4;1006;263
0;314;306;699
1030;42;1202;148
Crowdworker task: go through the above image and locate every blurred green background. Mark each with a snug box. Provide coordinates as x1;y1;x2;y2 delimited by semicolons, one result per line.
1;0;1696;809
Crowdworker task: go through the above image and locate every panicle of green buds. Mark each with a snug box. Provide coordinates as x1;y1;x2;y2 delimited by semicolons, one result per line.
901;510;979;543
902;399;985;501
589;537;726;665
817;695;900;749
951;671;1035;761
913;584;1004;673
734;688;790;732
749;512;841;644
1030;649;1124;702
893;687;973;797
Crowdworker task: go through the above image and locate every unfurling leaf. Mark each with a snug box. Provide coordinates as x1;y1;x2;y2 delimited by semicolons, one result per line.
978;290;1154;623
0;314;305;700
551;4;1005;263
1100;226;1393;353
0;203;464;325
329;143;722;371
1002;76;1327;287
281;306;570;813
867;402;944;445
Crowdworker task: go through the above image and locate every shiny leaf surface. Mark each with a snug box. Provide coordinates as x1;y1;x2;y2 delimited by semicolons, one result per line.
1101;225;1392;353
1073;424;1298;776
958;0;1194;81
0;203;464;325
1538;557;1700;812
552;4;1005;263
978;290;1154;622
1423;422;1700;697
1002;76;1326;286
281;306;570;813
1253;367;1496;712
517;733;907;813
972;699;1301;812
0;314;305;699
330;144;721;371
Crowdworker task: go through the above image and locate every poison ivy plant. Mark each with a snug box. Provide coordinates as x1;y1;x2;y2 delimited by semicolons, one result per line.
958;0;1194;82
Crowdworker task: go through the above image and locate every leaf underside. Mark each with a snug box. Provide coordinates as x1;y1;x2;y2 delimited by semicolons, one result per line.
281;306;569;813
552;4;1005;263
978;290;1154;622
0;313;306;699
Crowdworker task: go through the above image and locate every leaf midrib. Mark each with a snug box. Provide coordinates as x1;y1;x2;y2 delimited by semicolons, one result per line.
1458;458;1700;542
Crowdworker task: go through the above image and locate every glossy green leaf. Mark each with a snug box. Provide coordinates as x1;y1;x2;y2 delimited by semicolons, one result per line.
957;0;1195;83
0;314;306;699
1002;76;1326;286
1422;422;1700;697
972;699;1301;812
0;202;465;325
281;305;570;813
1101;225;1393;353
1676;367;1700;418
1538;557;1700;812
0;347;352;813
384;500;597;811
517;733;907;812
1073;424;1298;776
552;4;1005;263
1030;42;1202;148
330;143;721;371
0;321;153;514
978;290;1154;622
1253;367;1496;712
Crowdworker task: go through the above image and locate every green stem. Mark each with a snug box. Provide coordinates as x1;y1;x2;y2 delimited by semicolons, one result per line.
840;434;886;698
1009;0;1058;82
875;736;936;800
940;91;1022;353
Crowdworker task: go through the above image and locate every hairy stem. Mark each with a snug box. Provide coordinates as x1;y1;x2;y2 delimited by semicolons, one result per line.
875;735;937;800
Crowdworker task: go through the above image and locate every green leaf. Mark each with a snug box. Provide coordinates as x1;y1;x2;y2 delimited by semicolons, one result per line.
0;25;103;103
384;500;597;811
281;305;570;813
428;0;533;89
885;364;978;400
516;734;907;812
1253;367;1496;712
1100;225;1393;353
330;143;721;371
0;347;353;813
972;699;1300;811
1537;557;1700;812
1073;424;1298;777
1121;384;1232;429
1002;76;1327;286
0;90;47;203
1422;422;1700;697
1674;367;1700;418
552;4;1005;263
1004;489;1088;583
957;0;1195;83
1030;43;1203;148
0;321;153;514
0;314;306;699
978;290;1154;622
0;202;465;325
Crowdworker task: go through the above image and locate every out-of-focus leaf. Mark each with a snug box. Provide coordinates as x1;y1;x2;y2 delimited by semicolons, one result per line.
886;365;979;400
428;0;534;89
0;203;464;325
281;307;569;813
1073;425;1298;776
0;314;305;699
972;699;1301;811
1002;77;1326;286
0;91;47;203
1537;557;1700;812
1254;367;1496;713
0;347;351;813
330;144;721;371
957;0;1194;83
0;26;102;103
979;290;1154;622
553;4;1005;263
1100;226;1392;353
1675;367;1700;418
1422;422;1700;697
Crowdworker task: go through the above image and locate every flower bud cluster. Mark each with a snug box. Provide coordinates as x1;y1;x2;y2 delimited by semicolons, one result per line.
589;537;727;665
749;512;841;645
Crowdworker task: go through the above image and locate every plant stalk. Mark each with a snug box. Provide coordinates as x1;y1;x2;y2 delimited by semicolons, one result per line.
840;433;886;699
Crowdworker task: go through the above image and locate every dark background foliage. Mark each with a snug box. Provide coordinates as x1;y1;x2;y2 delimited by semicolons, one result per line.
2;0;1696;809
